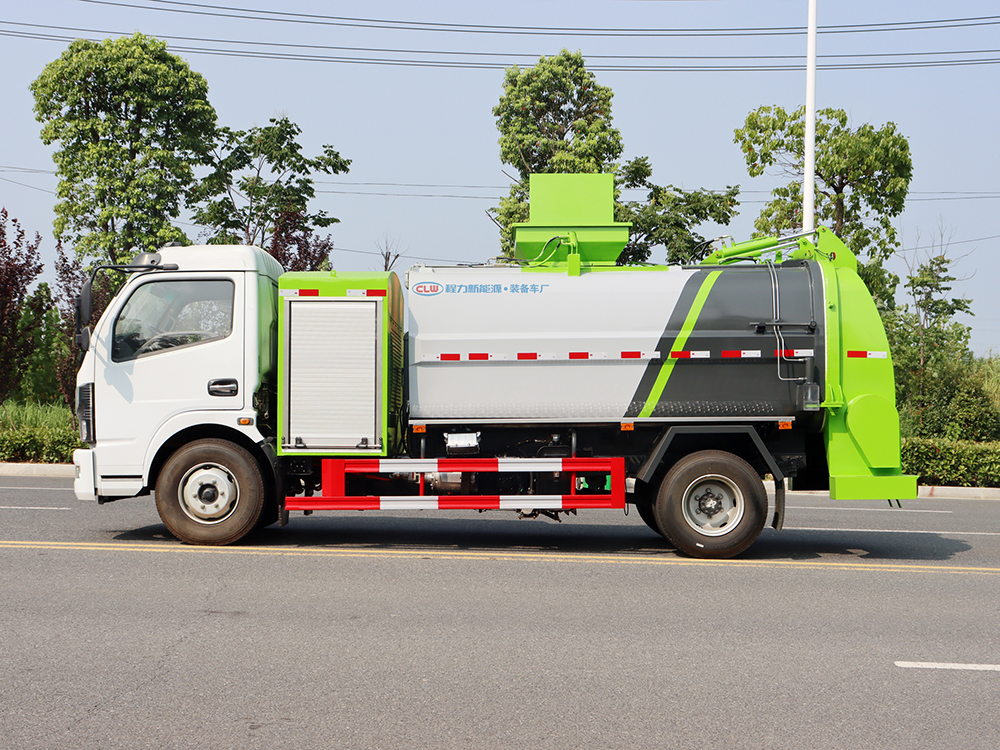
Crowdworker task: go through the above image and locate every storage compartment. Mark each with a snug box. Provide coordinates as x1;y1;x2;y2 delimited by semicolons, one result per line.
284;298;382;451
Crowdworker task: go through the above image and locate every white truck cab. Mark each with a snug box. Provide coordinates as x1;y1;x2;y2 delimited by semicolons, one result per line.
73;246;283;507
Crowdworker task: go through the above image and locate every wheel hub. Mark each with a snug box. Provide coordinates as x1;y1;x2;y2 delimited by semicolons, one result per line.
180;465;238;523
695;489;724;517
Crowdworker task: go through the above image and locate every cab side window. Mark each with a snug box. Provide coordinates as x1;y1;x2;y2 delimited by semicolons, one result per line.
112;280;234;362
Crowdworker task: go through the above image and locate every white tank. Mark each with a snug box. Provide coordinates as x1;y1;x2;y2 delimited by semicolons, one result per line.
406;264;695;420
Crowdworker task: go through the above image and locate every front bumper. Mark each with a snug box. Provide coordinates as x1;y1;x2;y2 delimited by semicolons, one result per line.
73;449;97;501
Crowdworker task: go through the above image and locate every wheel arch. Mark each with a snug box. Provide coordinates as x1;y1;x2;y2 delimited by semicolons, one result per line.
148;425;276;494
636;425;784;485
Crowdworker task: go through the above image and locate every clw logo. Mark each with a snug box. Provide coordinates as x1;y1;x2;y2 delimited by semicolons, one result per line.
413;282;443;296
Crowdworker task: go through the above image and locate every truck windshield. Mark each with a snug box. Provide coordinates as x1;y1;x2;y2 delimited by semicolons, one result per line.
112;279;234;362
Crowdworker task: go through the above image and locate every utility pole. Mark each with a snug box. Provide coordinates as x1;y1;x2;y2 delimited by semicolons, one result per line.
803;0;817;232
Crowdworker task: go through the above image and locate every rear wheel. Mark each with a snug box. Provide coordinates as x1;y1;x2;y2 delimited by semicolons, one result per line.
155;439;265;545
655;450;766;558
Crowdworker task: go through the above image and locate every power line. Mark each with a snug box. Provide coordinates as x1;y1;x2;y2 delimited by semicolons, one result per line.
5;27;998;72
5;20;999;67
73;1;1000;38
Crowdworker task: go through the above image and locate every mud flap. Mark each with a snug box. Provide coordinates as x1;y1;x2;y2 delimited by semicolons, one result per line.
771;478;786;531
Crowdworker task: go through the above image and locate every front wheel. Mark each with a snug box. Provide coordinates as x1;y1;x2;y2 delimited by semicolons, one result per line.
655;450;766;558
155;439;265;545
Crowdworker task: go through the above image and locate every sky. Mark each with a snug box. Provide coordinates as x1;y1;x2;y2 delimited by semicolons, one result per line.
2;0;998;352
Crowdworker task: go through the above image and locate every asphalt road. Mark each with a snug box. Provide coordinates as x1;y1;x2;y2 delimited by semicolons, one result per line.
2;476;998;749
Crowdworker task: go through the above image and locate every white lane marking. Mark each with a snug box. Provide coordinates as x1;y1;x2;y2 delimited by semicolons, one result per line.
0;487;75;491
896;662;1000;671
786;506;951;514
786;527;1000;536
0;506;73;511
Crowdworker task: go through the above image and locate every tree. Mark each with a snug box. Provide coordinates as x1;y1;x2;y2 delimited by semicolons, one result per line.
268;211;335;272
0;209;44;407
733;106;912;305
882;244;995;439
192;116;350;252
492;50;738;263
31;33;217;265
13;283;67;404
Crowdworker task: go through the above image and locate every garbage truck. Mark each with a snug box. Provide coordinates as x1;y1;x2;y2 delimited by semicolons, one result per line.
72;173;916;558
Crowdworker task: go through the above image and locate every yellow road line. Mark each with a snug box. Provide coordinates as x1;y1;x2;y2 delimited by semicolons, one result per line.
2;539;1000;575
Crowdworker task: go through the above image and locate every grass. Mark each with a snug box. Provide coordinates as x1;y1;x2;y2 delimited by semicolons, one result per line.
0;400;82;463
0;400;77;432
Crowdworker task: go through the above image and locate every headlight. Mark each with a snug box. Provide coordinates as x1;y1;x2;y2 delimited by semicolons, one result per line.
77;383;95;443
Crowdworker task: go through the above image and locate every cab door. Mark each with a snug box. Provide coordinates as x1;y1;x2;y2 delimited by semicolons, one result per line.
92;274;245;489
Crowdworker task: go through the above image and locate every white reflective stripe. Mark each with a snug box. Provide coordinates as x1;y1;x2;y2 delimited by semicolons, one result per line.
742;350;761;358
378;459;434;472
490;353;509;360
794;349;815;357
690;351;711;359
498;458;564;472
868;351;888;359
346;289;367;297
380;498;439;510
499;496;564;510
279;289;299;296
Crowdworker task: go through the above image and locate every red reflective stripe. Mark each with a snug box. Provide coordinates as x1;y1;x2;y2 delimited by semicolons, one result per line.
847;350;867;358
440;353;460;361
569;351;589;360
469;352;489;361
517;352;538;360
671;351;691;359
439;497;501;510
561;458;614;472
437;458;500;472
721;350;741;358
367;289;387;297
341;459;380;473
298;289;319;296
620;351;641;359
285;497;380;511
563;496;616;509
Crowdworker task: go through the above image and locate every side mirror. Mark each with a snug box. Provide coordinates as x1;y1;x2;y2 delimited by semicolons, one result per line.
74;279;93;352
76;279;92;327
75;326;91;352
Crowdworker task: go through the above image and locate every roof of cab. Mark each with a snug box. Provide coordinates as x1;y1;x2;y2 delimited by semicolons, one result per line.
153;245;284;281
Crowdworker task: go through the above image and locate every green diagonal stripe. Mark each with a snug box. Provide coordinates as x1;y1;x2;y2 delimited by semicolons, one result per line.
637;270;722;419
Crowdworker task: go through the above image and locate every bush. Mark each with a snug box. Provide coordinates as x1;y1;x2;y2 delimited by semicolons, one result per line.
0;401;82;463
902;437;1000;488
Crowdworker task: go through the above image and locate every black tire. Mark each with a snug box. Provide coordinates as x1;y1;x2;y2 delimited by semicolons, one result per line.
155;439;265;545
635;501;664;537
654;450;766;559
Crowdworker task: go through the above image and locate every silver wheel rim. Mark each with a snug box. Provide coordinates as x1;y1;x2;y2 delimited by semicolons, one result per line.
178;463;240;525
681;474;745;537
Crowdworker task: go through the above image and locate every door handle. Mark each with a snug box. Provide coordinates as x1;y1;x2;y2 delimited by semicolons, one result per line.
208;378;239;397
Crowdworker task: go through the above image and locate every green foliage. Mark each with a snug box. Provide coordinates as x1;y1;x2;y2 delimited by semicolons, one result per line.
734;105;911;306
883;252;986;439
192;116;350;251
492;50;737;262
31;33;217;265
13;284;68;404
0;401;82;463
616;157;740;265
902;438;1000;488
0;209;45;405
